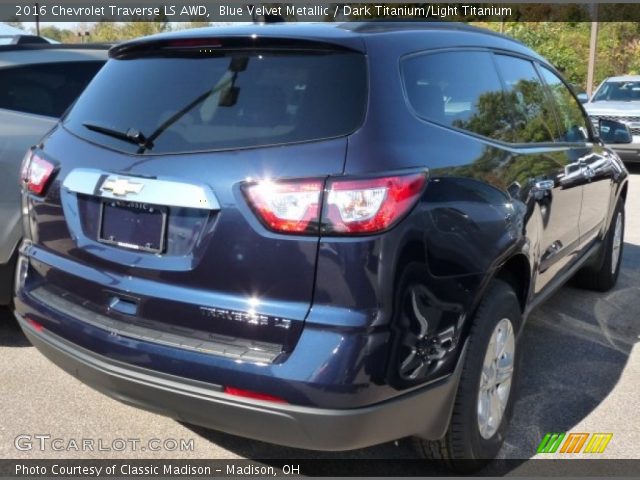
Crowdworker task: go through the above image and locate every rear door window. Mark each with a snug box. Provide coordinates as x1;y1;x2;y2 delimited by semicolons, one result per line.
539;66;590;143
0;62;104;118
402;51;512;142
493;55;560;144
64;51;367;154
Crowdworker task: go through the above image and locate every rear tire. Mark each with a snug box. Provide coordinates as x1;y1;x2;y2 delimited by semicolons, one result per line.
412;280;522;472
574;199;624;292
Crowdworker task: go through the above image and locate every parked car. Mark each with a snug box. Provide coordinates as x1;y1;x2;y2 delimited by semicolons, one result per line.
584;75;640;163
14;23;629;470
0;43;107;306
0;34;50;45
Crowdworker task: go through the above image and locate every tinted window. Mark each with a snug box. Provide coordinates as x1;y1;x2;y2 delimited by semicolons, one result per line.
402;51;512;142
539;66;590;142
494;55;559;144
64;52;367;154
0;62;104;117
592;80;640;102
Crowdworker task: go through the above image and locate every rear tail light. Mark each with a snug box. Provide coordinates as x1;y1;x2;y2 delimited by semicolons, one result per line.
243;172;427;235
323;174;427;234
243;179;323;234
25;316;44;332
20;151;56;195
223;386;288;404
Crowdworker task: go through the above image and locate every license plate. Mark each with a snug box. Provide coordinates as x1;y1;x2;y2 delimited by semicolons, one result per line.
98;201;167;253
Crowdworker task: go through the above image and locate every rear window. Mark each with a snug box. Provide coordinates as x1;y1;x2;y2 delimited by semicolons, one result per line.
64;51;367;154
0;61;104;118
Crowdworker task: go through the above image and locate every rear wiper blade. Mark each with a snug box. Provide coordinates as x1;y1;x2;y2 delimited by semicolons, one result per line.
83;122;153;151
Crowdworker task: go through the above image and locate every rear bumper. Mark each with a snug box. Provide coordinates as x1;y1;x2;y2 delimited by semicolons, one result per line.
17;312;464;451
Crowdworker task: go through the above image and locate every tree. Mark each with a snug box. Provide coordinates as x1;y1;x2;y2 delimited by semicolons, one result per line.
119;16;170;40
177;20;211;29
6;18;24;30
39;25;78;43
91;19;123;42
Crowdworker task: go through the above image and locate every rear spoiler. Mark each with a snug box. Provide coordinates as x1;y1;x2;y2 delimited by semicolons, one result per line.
109;36;363;59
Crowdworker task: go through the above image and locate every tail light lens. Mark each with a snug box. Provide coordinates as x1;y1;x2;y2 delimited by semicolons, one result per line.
243;179;323;234
21;151;55;196
25;316;44;332
323;173;427;234
243;172;426;235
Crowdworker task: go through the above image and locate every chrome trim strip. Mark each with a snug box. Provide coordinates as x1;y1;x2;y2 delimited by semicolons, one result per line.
62;168;220;210
30;286;282;364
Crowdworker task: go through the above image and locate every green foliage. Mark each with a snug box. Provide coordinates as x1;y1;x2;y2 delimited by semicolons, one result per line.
30;18;640;92
479;22;640;91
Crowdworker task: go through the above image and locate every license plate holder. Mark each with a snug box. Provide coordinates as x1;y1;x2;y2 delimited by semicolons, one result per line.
98;200;167;253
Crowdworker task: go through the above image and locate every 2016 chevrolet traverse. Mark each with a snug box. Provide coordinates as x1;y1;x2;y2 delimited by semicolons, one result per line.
14;23;629;470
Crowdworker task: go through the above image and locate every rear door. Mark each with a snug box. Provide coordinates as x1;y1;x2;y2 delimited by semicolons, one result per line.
494;54;584;292
538;65;615;248
35;39;367;350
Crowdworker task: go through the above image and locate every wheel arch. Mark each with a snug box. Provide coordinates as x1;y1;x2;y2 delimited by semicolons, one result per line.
492;253;532;314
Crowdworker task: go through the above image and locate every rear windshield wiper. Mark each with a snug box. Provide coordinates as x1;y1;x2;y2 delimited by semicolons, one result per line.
83;122;153;152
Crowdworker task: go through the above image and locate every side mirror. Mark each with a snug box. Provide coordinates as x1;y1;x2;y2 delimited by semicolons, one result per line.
599;118;633;144
577;93;589;104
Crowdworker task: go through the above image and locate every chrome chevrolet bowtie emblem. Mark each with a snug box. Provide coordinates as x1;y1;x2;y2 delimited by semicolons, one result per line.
101;177;144;197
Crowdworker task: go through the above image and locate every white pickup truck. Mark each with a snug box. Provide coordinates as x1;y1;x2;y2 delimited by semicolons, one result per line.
584;75;640;163
0;42;107;305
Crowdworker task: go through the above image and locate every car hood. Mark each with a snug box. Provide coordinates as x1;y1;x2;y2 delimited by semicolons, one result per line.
584;101;640;116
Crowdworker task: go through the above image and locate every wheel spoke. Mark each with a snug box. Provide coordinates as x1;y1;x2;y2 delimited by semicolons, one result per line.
489;390;502;430
495;362;513;384
480;364;492;390
411;289;429;338
408;360;428;380
400;349;418;371
400;350;427;380
487;335;497;364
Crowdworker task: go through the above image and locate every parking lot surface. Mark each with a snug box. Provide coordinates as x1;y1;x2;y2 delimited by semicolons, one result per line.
1;170;639;468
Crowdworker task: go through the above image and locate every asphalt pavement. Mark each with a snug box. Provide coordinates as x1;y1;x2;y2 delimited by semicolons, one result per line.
1;169;639;470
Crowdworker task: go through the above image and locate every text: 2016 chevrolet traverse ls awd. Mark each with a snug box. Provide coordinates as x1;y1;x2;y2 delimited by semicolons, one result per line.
14;23;629;469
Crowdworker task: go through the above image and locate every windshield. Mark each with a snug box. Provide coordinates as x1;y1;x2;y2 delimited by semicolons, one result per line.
64;51;367;154
592;80;640;102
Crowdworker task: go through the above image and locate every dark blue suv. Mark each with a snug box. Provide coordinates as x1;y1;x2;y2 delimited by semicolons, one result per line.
15;23;629;468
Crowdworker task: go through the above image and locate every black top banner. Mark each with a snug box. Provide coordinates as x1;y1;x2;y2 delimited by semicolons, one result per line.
3;2;640;23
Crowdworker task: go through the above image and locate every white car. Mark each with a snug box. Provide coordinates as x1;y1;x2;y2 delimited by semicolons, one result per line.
584;75;640;163
0;41;107;306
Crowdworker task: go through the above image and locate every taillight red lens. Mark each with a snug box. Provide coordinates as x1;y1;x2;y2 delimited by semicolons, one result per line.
243;179;323;234
224;386;288;404
22;152;55;195
25;316;44;332
322;173;427;234
166;39;223;48
243;172;427;235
